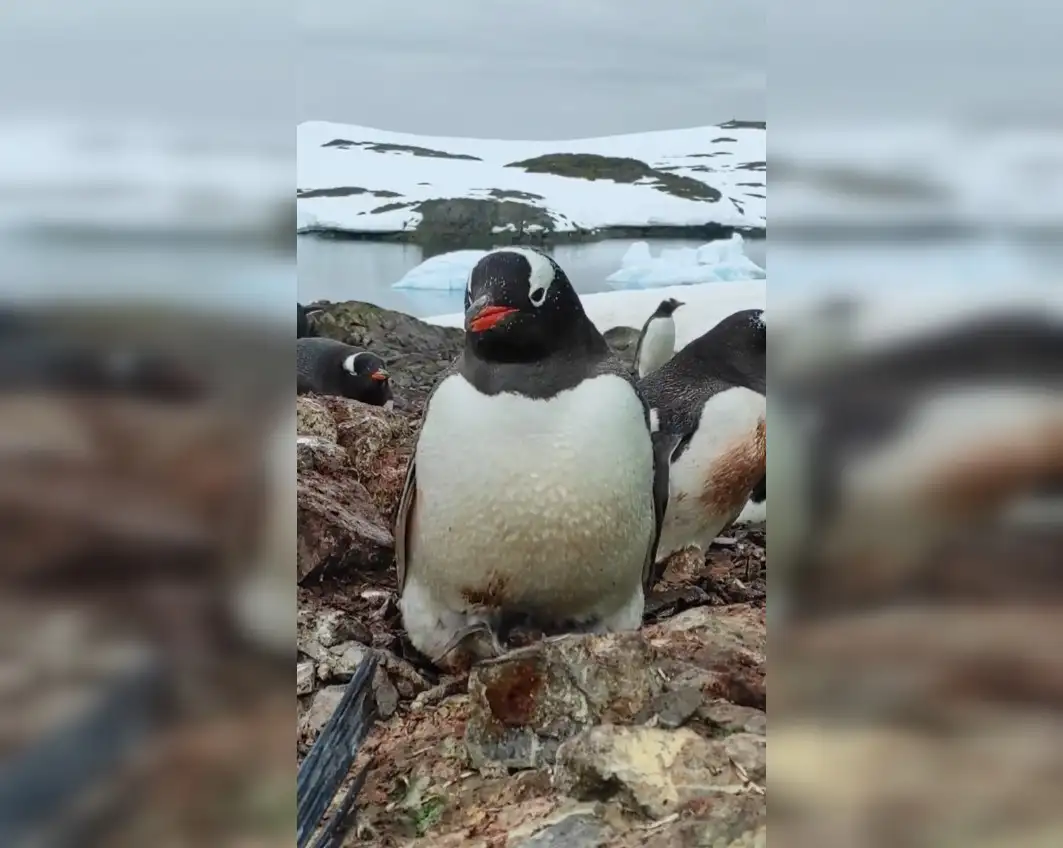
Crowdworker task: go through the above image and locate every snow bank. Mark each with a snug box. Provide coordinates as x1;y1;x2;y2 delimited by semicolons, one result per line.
298;120;766;236
426;279;766;349
606;233;765;289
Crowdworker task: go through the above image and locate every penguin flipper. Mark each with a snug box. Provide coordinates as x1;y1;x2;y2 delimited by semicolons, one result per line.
589;354;671;592
394;452;417;593
394;361;462;592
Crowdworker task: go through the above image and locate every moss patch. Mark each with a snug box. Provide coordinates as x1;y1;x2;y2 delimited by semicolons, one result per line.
297;186;402;199
321;138;481;160
413;197;554;247
506;152;720;202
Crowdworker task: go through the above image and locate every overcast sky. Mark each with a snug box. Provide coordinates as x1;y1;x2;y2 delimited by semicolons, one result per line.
297;0;765;137
0;0;1059;141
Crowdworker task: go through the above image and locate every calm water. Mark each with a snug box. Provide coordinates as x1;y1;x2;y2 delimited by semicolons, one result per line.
297;236;768;317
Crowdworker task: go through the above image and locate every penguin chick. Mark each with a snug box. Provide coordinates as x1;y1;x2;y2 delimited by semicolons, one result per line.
634;297;684;378
641;308;766;562
395;247;668;673
296;337;391;405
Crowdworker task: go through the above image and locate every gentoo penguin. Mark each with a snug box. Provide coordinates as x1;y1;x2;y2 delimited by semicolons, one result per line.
640;308;766;562
395;247;668;671
296;337;392;405
633;297;684;378
297;303;324;339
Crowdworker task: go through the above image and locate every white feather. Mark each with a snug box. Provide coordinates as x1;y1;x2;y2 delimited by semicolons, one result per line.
401;372;654;659
656;386;766;559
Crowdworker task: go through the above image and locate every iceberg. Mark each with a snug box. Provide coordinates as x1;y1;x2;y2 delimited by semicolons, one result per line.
606;234;766;289
392;249;487;290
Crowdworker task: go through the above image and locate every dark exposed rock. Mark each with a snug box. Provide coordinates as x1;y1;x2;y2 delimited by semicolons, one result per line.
507;153;722;203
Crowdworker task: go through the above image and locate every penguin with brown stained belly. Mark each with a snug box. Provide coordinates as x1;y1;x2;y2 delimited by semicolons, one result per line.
395;247;669;672
640;308;766;563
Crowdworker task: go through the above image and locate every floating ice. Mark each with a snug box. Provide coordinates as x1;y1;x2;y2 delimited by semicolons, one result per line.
391;250;487;290
606;234;766;289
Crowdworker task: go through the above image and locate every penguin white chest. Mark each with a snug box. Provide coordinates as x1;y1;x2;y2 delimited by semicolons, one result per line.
637;317;676;378
657;386;766;558
411;373;655;616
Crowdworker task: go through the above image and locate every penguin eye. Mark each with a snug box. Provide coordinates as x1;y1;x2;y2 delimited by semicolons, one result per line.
529;286;546;307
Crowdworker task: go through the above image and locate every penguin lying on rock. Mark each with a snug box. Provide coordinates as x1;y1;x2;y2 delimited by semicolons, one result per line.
296;337;392;406
640;308;766;561
395;247;669;672
633;297;684;378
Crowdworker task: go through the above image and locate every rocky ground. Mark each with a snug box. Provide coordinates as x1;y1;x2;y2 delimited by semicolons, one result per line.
297;303;767;847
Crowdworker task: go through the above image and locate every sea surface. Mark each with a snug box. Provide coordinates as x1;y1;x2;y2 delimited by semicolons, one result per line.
297;237;769;318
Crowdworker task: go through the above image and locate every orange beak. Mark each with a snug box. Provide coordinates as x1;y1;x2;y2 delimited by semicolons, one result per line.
468;304;518;333
370;370;389;382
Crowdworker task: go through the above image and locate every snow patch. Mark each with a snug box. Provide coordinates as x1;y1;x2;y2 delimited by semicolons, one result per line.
298;121;766;236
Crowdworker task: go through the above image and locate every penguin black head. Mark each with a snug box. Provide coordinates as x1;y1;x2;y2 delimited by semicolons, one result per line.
339;350;392;405
652;298;684;319
463;247;587;362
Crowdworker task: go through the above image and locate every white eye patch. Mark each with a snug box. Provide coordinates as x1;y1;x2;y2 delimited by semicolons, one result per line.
495;247;556;308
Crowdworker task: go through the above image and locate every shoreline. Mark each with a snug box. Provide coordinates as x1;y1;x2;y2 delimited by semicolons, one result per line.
297;223;767;254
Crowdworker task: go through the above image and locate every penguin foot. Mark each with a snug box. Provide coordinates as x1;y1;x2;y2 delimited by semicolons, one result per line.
431;621;504;673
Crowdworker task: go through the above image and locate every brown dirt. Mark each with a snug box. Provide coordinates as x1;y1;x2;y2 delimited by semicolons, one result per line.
298;526;765;845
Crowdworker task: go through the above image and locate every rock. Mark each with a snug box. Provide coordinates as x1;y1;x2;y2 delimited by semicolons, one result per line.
314;608;371;649
297;661;315;695
634;686;704;729
602;325;641;371
553;725;766;820
465;633;664;770
307;301;464;404
645;605;766;710
329;642;400;719
507;803;615;848
296;395;338;441
334;403;417;518
296;435;349;475
299;684;346;745
696;699;767;737
297;469;393;581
